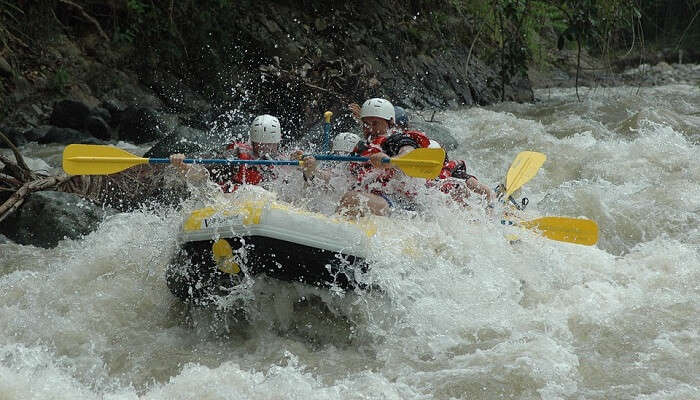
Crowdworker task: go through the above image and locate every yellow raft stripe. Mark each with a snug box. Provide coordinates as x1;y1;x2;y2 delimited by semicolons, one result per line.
183;207;217;231
182;201;376;237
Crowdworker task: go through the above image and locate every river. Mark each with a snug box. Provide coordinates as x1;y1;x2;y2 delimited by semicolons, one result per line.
1;83;698;399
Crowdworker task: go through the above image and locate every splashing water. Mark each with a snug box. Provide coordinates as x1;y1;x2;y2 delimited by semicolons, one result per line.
1;84;699;399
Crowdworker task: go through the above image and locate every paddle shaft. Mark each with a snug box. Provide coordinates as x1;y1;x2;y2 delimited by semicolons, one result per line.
323;111;333;153
153;158;301;166
310;154;372;162
171;155;389;165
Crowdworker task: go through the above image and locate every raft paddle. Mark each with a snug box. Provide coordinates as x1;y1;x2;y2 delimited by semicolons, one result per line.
503;151;546;202
501;216;598;246
62;144;445;179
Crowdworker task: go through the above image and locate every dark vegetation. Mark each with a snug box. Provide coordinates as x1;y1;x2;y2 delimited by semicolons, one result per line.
1;1;696;124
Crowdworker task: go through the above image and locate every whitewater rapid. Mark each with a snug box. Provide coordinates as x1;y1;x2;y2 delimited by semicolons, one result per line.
1;84;698;399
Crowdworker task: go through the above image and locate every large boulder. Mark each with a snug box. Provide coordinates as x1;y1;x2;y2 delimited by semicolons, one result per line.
0;191;114;248
49;99;92;130
37;127;105;145
117;107;170;144
84;115;112;140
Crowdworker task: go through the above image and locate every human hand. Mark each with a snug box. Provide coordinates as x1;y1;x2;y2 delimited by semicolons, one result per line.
169;153;189;173
369;152;390;168
301;155;317;178
290;149;304;160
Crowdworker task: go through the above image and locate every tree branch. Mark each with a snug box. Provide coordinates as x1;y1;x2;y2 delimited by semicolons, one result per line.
0;175;72;223
0;153;33;182
0;172;22;187
0;129;31;172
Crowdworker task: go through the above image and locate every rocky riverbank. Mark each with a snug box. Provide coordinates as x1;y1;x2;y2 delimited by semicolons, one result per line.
528;48;700;90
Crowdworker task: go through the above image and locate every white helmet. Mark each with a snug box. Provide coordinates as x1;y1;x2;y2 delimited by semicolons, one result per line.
428;139;441;149
249;114;282;143
360;98;395;123
332;132;361;153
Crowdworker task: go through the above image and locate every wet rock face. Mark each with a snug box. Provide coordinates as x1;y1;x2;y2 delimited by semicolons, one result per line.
84;115;111;140
49;99;92;130
117;107;170;144
37;127;105;145
0;191;114;248
0;126;27;147
144;125;249;158
135;1;532;136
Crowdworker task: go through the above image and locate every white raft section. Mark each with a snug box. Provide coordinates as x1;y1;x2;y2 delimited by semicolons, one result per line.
176;186;375;258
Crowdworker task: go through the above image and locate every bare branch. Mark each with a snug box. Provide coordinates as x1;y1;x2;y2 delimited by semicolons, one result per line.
0;173;22;187
0;175;72;223
0;129;31;172
0;154;32;182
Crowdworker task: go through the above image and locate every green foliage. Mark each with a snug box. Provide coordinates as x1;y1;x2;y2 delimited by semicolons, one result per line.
551;0;639;52
48;67;70;93
637;0;700;49
113;27;136;44
446;0;643;98
126;0;147;14
112;0;150;44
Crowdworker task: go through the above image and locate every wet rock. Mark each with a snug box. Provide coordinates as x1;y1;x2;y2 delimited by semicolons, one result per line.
84;116;112;140
49;99;92;130
143;71;210;113
38;127;105;145
411;120;458;151
653;61;673;73
0;126;27;147
117;107;169;144
100;99;125;128
0;191;114;248
23;125;53;142
89;107;112;123
145;124;248;158
0;234;12;244
101;99;124;117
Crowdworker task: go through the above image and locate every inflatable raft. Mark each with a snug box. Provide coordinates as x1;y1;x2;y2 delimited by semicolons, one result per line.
166;189;376;303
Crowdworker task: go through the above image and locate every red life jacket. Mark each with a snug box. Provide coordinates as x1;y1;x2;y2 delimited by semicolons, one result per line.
350;129;431;192
219;142;276;192
430;159;478;193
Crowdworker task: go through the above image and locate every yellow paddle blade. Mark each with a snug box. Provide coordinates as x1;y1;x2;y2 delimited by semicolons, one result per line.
390;147;445;179
519;216;598;246
62;144;148;175
505;151;546;200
